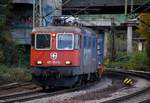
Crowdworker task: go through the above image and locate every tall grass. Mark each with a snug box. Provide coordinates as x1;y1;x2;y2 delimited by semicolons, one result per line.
0;64;31;84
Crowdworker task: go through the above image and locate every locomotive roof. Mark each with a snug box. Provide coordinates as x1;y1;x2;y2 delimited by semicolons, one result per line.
32;26;82;33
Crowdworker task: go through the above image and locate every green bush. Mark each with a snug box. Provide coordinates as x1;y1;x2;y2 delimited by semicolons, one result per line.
0;64;32;83
127;52;149;70
107;52;149;71
0;32;19;66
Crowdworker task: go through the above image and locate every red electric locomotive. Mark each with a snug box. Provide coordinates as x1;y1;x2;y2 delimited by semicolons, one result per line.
31;25;104;89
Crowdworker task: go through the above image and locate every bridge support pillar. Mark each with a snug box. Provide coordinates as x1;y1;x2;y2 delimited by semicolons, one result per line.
127;25;133;54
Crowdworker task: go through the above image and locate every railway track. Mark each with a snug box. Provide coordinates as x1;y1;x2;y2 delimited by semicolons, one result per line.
0;69;149;103
0;81;98;103
0;81;39;96
100;69;150;103
119;88;150;103
141;98;150;103
0;82;31;90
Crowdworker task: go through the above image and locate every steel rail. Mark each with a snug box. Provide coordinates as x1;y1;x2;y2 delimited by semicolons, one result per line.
0;82;32;90
0;80;98;103
100;69;150;103
0;69;149;103
139;98;150;103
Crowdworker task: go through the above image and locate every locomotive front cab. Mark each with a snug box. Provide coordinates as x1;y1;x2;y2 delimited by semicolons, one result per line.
31;32;81;67
30;31;82;87
30;26;101;87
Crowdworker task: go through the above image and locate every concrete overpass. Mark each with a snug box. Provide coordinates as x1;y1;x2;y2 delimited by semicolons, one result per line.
12;0;150;14
62;0;150;14
11;0;147;53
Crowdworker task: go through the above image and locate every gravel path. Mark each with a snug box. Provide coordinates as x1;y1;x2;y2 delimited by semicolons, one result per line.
24;77;112;103
24;77;149;103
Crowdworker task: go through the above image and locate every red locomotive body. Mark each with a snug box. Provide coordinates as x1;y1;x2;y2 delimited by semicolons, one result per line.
30;26;103;88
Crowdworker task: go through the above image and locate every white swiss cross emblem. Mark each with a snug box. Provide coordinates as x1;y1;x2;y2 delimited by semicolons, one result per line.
50;52;57;60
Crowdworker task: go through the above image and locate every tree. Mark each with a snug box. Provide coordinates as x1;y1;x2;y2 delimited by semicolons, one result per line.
137;13;150;65
0;0;18;66
0;0;11;29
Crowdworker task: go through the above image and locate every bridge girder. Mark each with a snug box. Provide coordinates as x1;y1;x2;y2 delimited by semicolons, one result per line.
62;0;150;14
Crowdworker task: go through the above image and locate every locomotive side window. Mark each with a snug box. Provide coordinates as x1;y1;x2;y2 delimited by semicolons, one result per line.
57;33;74;50
35;34;51;49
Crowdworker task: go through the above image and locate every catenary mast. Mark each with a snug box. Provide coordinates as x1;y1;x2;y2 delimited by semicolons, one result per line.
33;0;62;28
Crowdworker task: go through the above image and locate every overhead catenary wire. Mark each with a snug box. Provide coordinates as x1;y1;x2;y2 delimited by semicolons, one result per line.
43;0;71;18
125;0;150;30
127;0;150;28
41;0;72;25
128;0;150;16
43;0;92;18
42;0;92;26
46;0;150;19
37;0;150;26
140;20;150;28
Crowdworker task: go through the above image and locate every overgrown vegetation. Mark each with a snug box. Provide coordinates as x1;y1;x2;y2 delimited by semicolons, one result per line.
0;0;19;66
0;64;31;84
137;13;150;65
106;52;149;71
0;0;31;84
106;13;150;71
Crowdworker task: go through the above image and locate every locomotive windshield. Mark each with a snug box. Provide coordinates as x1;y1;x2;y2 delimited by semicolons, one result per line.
35;34;51;49
57;33;74;50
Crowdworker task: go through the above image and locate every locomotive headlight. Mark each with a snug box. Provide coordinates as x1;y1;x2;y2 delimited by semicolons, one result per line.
52;32;56;37
52;33;56;37
65;61;72;65
36;61;43;65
